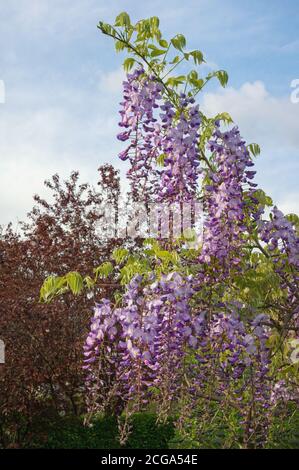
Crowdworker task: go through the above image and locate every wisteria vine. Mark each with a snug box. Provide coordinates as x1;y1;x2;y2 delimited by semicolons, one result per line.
78;13;299;448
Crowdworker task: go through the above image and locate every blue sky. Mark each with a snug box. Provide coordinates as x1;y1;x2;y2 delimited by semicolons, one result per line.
0;0;298;226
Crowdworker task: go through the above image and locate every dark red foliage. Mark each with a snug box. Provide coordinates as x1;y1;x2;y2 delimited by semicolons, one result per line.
0;167;123;446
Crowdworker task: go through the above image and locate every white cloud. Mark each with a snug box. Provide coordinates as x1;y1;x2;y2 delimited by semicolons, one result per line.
201;81;299;214
276;192;299;216
0;77;123;227
202;81;299;151
0;80;5;104
98;68;125;94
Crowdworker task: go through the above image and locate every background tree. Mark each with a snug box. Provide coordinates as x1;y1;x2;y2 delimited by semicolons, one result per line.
0;166;125;447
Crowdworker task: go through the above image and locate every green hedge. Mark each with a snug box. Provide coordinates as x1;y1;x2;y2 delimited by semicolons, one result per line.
30;412;174;449
2;407;298;449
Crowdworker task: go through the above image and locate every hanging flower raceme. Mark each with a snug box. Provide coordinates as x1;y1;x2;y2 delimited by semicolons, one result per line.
193;311;271;397
258;207;299;345
117;72;202;204
270;379;299;405
83;272;198;425
144;272;197;418
200;123;258;266
259;206;299;269
185;309;273;447
83;299;123;416
117;68;163;201
158;95;202;203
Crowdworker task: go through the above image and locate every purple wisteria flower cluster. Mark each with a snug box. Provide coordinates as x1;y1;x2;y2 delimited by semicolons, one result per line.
200;123;257;266
117;68;163;201
158;96;201;202
189;310;273;445
259;206;299;344
117;69;201;203
83;272;198;419
259;206;299;269
198;312;271;379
